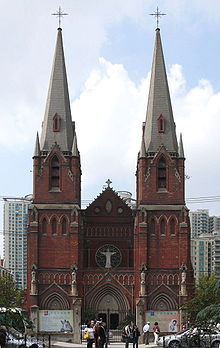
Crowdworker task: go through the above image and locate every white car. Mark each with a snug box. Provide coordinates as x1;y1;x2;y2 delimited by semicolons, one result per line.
157;328;220;348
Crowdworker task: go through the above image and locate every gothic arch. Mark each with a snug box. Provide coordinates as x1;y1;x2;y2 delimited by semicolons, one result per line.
150;292;177;311
88;284;130;313
41;291;69;310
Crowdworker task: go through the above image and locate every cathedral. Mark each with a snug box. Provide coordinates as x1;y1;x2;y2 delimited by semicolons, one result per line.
27;25;194;341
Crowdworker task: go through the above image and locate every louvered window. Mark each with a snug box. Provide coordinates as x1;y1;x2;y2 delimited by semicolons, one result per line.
158;157;166;189
51;156;60;188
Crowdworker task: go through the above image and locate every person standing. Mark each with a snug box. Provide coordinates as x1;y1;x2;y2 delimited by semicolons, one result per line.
132;325;140;348
84;322;95;348
98;322;107;348
94;322;100;348
153;322;160;345
143;322;150;345
0;327;7;348
124;322;133;348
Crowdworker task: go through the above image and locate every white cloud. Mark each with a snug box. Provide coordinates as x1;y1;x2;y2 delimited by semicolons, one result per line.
71;57;220;210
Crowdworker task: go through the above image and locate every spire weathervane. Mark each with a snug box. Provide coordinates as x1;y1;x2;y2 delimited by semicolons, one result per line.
149;7;166;28
52;6;68;28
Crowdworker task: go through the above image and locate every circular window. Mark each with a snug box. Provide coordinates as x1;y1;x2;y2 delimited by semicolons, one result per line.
96;245;121;269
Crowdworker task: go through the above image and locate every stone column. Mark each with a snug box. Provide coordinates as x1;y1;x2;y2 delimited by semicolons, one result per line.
136;298;144;344
30;305;39;333
72;298;82;343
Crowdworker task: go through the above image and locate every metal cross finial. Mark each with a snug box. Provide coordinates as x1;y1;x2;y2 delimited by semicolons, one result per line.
52;6;68;28
106;179;112;188
149;7;166;28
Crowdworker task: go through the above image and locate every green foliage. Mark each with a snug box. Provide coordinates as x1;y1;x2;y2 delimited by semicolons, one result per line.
0;272;23;308
0;272;25;331
183;275;220;326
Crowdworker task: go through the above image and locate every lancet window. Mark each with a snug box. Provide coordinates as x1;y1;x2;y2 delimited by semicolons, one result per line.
158;156;166;189
51;155;60;188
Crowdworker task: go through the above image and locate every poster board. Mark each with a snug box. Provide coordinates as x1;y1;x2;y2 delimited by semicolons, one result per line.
39;310;73;332
145;310;180;332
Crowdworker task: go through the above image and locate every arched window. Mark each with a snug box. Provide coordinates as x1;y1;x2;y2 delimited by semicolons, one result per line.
158;114;165;133
151;219;155;234
42;218;47;235
161;219;165;235
52;218;57;235
53;113;60;132
51;155;60;188
170;219;175;235
62;218;67;235
158;157;166;189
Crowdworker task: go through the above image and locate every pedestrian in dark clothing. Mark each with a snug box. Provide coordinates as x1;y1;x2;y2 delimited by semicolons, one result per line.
0;327;7;348
132;325;140;348
98;322;106;348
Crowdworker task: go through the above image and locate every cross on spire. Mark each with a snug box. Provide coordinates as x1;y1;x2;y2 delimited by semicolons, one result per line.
106;179;112;188
149;7;166;28
52;6;68;28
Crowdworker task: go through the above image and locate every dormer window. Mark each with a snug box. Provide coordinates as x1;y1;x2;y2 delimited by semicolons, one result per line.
158;114;165;133
53;113;60;132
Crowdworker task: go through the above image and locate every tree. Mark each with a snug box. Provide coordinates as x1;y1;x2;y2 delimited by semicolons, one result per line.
0;272;23;308
0;271;25;330
183;275;220;326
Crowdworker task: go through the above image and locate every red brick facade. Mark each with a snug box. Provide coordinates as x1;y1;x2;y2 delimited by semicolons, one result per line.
27;27;194;330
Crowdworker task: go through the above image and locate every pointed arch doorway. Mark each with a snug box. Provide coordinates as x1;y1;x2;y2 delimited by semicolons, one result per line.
88;285;130;329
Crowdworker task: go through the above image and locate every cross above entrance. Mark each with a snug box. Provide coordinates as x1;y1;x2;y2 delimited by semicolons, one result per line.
106;179;112;188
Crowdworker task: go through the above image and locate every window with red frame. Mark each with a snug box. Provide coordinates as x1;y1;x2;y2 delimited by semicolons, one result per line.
158;114;165;133
53;113;60;132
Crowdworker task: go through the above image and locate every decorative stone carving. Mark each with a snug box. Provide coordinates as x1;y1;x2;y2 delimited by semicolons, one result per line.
96;245;121;268
31;263;38;295
71;263;78;296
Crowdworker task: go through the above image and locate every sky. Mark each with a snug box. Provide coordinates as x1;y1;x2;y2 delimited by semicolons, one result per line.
1;0;220;254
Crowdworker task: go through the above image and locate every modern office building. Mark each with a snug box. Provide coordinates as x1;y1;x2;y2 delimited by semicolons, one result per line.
191;232;220;281
3;195;32;289
190;209;220;238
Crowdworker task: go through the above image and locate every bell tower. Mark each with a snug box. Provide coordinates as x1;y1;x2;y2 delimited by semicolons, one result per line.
135;28;193;327
27;27;82;329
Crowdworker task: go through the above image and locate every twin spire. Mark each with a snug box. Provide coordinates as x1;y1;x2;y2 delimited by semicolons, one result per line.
141;28;183;158
34;28;79;157
35;24;183;161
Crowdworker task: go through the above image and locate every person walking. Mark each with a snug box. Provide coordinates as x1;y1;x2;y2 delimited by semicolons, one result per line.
84;322;95;348
143;322;150;345
153;322;160;345
132;325;140;348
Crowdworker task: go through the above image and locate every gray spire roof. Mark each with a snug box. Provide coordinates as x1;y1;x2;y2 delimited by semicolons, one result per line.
144;29;178;154
178;133;184;158
72;133;79;157
139;135;146;158
40;28;74;152
33;132;40;157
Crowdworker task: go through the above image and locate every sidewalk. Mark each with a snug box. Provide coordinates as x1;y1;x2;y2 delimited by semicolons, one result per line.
52;341;157;348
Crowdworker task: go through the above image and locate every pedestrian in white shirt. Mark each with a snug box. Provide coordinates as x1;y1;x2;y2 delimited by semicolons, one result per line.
143;322;150;345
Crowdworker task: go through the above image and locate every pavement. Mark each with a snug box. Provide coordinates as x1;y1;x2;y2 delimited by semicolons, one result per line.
52;341;157;348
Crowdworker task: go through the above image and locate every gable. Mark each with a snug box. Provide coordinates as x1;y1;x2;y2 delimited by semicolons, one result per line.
84;187;133;218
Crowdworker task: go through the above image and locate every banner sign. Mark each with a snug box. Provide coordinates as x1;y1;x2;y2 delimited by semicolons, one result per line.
39;310;73;332
145;310;180;332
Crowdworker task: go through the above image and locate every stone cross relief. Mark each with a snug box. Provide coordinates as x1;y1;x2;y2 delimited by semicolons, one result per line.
101;248;116;268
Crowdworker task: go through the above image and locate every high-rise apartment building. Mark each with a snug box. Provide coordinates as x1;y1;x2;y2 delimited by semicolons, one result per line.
191;232;220;281
190;209;220;238
3;195;32;289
